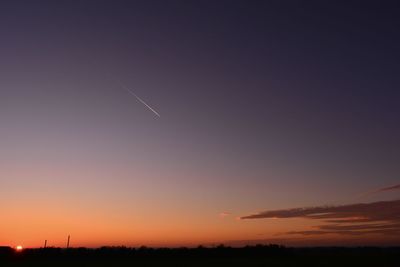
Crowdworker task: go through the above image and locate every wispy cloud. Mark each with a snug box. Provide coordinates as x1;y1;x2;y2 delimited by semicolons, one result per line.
241;200;400;236
219;212;231;219
357;183;400;199
370;184;400;194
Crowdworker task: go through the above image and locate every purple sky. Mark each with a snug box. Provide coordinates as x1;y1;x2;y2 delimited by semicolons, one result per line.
1;0;399;247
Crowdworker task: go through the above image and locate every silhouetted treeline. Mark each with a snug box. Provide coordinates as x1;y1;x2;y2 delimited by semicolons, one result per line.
1;245;399;266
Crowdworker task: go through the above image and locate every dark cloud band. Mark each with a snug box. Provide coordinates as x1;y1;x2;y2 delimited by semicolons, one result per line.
241;200;400;236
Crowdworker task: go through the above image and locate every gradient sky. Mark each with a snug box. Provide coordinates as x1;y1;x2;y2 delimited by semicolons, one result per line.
1;0;400;248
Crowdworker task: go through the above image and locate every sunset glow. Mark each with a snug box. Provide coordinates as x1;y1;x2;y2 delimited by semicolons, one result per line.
0;1;399;250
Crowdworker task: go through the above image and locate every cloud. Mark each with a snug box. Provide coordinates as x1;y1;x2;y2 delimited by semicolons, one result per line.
358;183;400;199
241;200;400;236
219;212;231;219
372;184;400;194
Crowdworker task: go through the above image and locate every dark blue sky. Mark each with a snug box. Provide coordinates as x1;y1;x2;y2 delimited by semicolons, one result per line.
1;0;399;246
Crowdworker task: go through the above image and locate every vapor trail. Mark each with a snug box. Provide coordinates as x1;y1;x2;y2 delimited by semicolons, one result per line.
119;83;161;118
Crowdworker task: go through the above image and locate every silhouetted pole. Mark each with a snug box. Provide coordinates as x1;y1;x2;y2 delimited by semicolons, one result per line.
44;240;47;248
67;235;70;249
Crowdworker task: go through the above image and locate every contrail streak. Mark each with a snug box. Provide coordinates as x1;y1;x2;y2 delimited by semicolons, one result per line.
119;83;161;118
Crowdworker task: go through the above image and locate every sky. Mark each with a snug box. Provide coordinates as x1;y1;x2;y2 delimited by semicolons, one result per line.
1;0;400;248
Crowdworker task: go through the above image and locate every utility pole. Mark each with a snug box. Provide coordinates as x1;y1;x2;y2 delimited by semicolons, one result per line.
44;240;47;248
66;235;70;249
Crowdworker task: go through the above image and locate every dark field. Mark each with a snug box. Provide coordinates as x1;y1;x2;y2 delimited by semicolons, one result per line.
1;245;399;267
